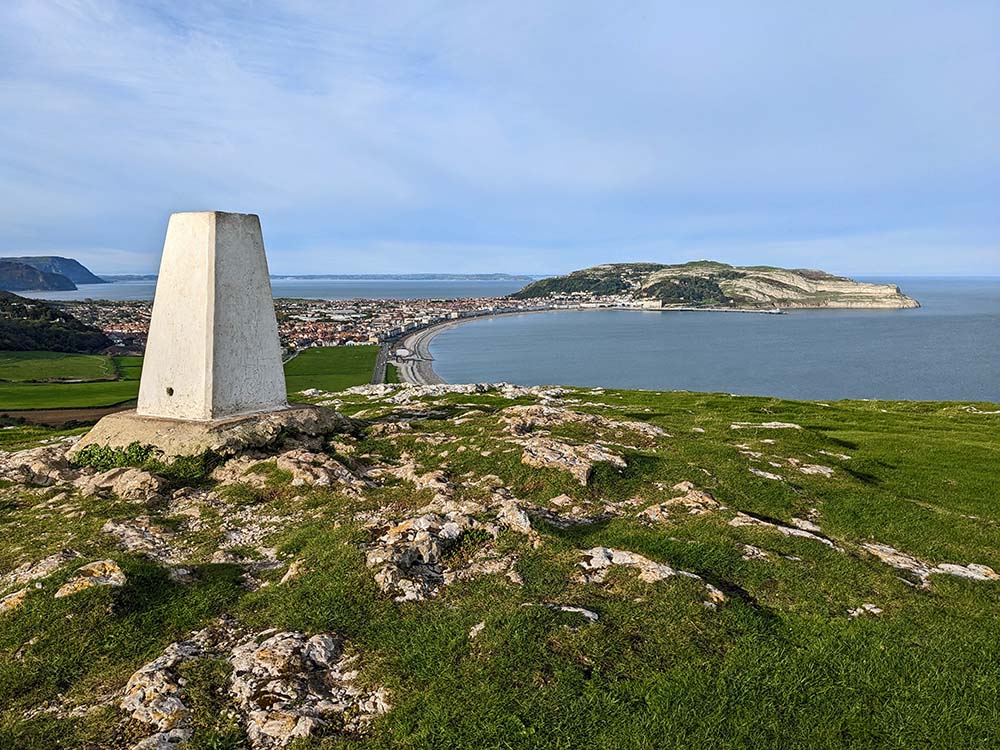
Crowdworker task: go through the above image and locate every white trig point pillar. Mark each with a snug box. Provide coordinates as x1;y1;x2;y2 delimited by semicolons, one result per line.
136;211;288;420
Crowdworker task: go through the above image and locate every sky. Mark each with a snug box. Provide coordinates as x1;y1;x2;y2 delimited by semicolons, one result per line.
0;1;998;276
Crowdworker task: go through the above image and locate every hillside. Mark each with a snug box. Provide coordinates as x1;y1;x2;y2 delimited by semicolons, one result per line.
4;256;106;285
513;261;920;309
0;260;77;292
1;383;998;748
0;291;110;352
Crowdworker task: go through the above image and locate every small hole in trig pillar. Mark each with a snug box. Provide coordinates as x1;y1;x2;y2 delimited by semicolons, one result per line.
166;387;174;396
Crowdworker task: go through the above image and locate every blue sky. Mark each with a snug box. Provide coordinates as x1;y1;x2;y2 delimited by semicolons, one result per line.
1;1;998;275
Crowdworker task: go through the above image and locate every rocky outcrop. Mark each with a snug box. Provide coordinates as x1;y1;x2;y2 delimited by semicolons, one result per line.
121;621;387;750
519;437;625;485
577;547;725;605
77;467;165;504
500;404;666;440
0;440;79;486
640;481;723;521
54;560;126;598
861;543;1000;588
365;514;467;602
230;631;389;747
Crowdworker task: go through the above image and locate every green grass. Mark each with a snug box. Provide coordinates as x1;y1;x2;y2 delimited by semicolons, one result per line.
284;345;378;394
0;345;376;411
2;387;999;747
384;362;401;384
0;351;116;382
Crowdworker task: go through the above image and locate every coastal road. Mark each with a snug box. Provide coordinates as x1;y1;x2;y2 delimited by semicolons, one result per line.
394;323;452;385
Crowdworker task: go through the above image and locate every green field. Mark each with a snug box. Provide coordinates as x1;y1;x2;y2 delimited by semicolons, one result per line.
2;387;999;747
384;362;401;384
284;345;378;394
0;346;377;411
0;351;117;382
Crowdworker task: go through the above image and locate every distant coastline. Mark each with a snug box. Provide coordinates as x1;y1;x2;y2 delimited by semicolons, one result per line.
99;273;537;282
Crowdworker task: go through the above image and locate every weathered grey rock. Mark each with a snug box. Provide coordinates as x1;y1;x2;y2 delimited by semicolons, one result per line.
76;467;165;503
500;404;666;439
366;513;465;601
2;548;81;589
578;547;725;605
729;513;841;549
121;618;239;750
211;448;364;494
0;588;28;614
0;440;79;486
54;559;126;598
229;631;388;748
861;542;1000;587
641;482;723;521
519;437;625;485
70;405;356;461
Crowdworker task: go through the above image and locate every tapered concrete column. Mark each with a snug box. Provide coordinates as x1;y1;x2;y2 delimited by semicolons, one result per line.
136;211;287;420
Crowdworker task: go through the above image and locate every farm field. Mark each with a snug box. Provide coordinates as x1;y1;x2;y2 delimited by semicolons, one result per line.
284;345;378;395
0;347;377;412
0;351;117;382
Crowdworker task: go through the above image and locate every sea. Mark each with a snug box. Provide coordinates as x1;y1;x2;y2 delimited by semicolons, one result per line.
27;278;527;301
27;276;1000;402
429;278;1000;402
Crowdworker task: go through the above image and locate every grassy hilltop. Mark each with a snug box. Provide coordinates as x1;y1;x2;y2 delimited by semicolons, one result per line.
1;383;998;748
513;261;920;309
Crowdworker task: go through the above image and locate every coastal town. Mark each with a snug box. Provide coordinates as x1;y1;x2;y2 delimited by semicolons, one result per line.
49;293;658;354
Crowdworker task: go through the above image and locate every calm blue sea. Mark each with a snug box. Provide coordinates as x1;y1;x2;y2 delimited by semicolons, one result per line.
429;278;1000;402
27;278;528;301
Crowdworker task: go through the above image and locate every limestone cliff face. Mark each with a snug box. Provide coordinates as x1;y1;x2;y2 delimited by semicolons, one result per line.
514;261;920;309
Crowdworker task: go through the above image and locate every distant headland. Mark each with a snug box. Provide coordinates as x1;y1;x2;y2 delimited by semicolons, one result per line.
512;261;920;309
0;256;107;292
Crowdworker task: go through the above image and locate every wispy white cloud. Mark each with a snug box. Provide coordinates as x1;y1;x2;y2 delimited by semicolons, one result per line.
0;0;997;273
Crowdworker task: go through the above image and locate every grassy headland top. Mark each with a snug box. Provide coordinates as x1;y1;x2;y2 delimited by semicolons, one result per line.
1;383;998;747
513;260;920;309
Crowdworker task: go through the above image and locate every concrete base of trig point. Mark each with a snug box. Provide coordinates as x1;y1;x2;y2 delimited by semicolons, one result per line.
70;404;349;460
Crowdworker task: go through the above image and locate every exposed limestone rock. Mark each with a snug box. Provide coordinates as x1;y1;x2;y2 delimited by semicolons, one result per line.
468;621;486;639
641;482;723;521
212;449;365;494
122;640;203;749
861;543;1000;587
786;458;835;477
740;544;770;561
577;547;725;605
76;467;165;504
519;437;625;485
496;501;533;534
366;513;466;601
500;404;666;439
55;559;126;598
0;588;28;614
2;548;81;589
730;422;802;430
0;439;79;486
749;467;784;481
818;449;852;461
122;619;239;750
522;602;600;622
102;517;188;572
443;549;522;586
848;603;883;618
729;513;841;550
341;382;566;405
229;631;389;748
